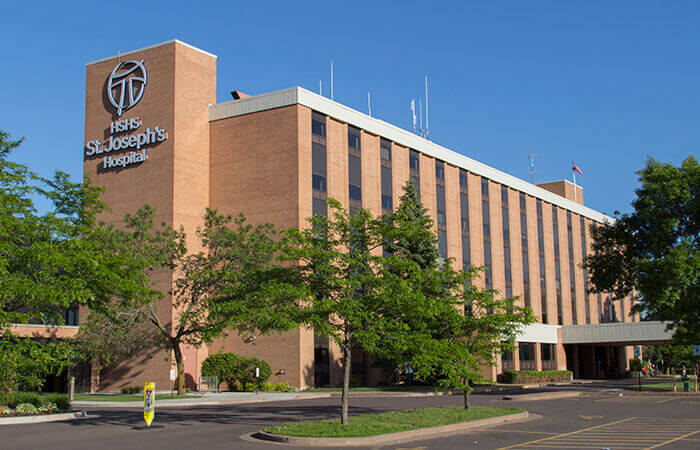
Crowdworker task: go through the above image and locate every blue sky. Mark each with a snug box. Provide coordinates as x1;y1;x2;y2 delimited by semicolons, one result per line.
1;1;697;216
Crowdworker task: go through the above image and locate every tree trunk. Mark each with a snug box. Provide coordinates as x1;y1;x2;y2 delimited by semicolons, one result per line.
172;339;186;395
90;359;101;393
341;330;352;425
463;377;471;409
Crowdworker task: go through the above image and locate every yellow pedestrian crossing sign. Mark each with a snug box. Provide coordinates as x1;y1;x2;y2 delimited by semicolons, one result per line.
144;382;155;426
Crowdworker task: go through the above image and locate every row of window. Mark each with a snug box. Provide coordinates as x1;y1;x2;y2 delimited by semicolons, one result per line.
311;111;634;325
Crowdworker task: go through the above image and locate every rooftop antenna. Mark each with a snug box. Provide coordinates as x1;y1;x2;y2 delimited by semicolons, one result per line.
419;98;423;137
319;80;322;95
528;153;540;184
368;91;371;117
425;75;429;139
410;99;417;133
330;60;334;100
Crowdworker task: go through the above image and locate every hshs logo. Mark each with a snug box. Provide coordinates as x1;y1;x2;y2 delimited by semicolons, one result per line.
107;60;147;116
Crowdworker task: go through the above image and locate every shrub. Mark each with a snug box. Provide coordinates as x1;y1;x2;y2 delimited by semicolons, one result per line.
120;386;143;394
244;358;271;388
629;359;642;372
15;403;38;415
38;401;57;413
273;382;294;392
43;393;70;410
201;353;272;391
260;382;274;392
501;370;572;384
201;353;248;391
8;392;41;408
0;391;12;407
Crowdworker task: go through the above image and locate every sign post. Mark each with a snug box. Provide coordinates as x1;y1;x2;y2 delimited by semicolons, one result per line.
144;382;155;427
170;369;176;398
634;347;642;392
694;345;700;392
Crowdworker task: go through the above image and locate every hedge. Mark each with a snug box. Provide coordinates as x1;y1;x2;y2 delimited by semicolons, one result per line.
501;370;572;384
201;353;272;391
0;392;70;410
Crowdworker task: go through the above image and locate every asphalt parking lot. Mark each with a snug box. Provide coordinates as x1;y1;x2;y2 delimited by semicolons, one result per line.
1;387;698;449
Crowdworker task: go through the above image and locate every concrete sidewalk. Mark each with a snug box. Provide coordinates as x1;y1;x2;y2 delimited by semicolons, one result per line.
72;391;332;408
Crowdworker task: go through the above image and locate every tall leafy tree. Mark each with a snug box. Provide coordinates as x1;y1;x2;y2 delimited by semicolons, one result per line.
382;179;440;269
378;181;534;408
281;200;392;424
0;130;157;392
585;157;699;343
116;207;299;395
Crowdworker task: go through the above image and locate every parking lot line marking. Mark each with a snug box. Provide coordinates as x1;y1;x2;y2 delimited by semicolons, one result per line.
489;429;559;435
644;428;700;449
655;397;683;403
496;417;636;449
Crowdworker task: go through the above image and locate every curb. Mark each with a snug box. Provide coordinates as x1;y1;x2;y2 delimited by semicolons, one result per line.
502;391;582;401
72;393;332;408
0;410;89;426
327;391;457;398
252;411;534;447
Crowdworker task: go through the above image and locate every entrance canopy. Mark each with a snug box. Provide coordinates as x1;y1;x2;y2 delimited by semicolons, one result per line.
561;321;673;346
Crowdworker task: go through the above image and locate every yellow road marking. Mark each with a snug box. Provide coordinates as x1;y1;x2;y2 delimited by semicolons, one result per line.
489;429;559;435
514;446;640;449
656;397;685;403
496;417;636;449
645;427;700;449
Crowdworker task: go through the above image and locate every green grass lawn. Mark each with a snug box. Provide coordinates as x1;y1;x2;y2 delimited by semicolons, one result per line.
304;385;443;392
641;382;699;391
73;394;201;402
263;406;522;438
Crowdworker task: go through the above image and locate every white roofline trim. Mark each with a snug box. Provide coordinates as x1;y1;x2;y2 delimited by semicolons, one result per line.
209;87;613;223
86;39;217;66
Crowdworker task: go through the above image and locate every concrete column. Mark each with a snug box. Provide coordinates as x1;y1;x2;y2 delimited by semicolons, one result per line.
535;343;543;371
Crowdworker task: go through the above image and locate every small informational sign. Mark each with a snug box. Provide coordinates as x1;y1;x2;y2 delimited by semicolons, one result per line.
170;369;176;381
693;345;700;356
144;382;155;426
634;347;641;358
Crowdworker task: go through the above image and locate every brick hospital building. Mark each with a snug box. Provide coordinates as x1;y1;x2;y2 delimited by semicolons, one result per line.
14;40;672;392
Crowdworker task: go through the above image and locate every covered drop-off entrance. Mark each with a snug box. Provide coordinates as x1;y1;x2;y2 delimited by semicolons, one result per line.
561;321;673;379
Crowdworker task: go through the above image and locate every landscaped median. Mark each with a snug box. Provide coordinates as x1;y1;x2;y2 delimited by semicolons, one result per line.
254;406;533;447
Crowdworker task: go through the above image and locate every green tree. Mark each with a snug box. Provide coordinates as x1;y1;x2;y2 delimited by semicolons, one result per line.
281;200;413;424
644;344;696;372
585;157;699;343
73;305;162;390
0;130;157;392
118;207;299;395
382;179;440;269
377;181;534;408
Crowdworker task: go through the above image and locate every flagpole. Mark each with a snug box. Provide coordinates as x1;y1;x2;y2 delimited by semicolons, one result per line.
572;161;577;203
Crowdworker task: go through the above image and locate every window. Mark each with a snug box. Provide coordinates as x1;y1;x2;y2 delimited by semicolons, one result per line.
380;138;391;161
409;150;420;197
348;126;361;151
502;186;512;300
520;193;530;307
312;113;326;137
567;211;577;325
519;343;536;370
482;178;492;295
502;347;514;370
537;200;548;323
311;112;328;224
348;128;362;209
312;142;326;193
553;205;563;325
542;343;556;369
409;150;420;171
580;216;591;324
